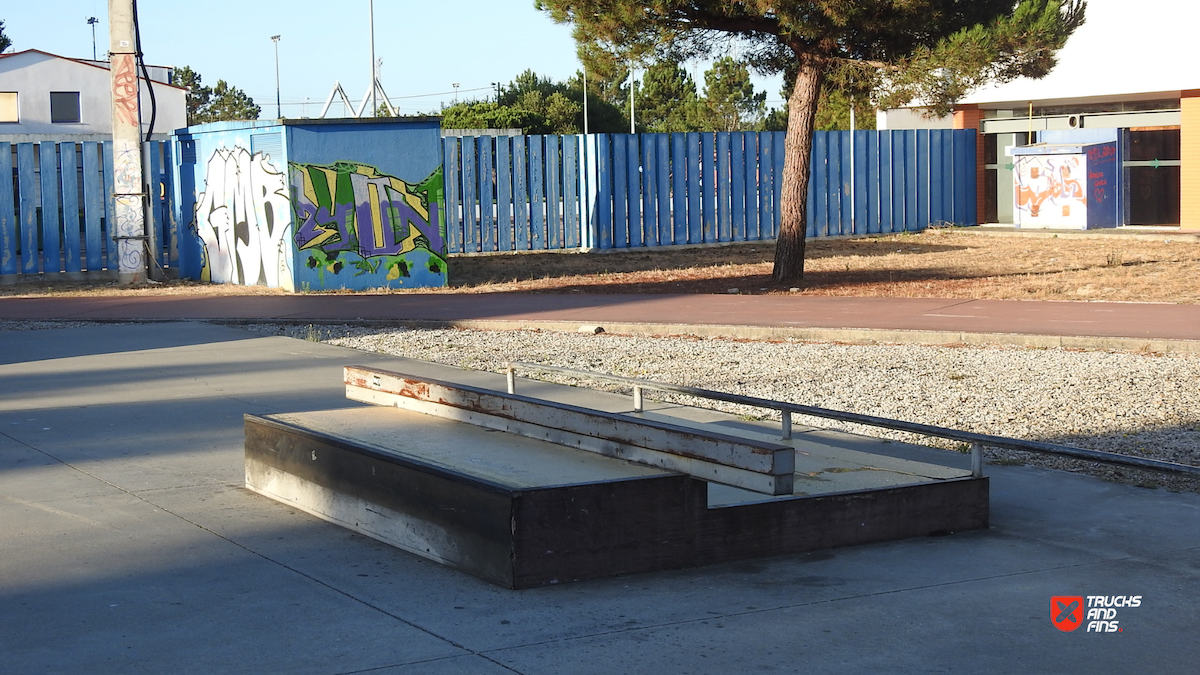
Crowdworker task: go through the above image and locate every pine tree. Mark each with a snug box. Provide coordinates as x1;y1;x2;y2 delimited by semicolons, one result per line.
697;57;765;132
175;65;260;124
635;61;702;133
538;0;1086;283
0;20;12;53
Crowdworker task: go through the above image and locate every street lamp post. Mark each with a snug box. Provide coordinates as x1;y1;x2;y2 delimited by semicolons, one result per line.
87;17;98;61
271;35;281;119
368;0;376;117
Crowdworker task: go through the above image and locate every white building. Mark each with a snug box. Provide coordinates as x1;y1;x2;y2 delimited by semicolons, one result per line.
0;48;187;140
877;0;1197;229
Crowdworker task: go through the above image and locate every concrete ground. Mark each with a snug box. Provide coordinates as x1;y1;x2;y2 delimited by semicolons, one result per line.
2;322;1198;674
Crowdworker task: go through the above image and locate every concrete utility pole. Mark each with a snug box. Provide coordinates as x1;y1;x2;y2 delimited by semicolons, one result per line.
107;0;147;284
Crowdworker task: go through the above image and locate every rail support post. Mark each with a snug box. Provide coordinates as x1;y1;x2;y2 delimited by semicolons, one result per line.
781;410;792;440
971;442;984;478
506;365;515;395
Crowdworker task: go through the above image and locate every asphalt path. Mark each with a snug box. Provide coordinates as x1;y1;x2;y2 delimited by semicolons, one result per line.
2;293;1199;347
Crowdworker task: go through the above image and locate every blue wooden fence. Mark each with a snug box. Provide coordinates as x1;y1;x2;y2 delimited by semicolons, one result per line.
0;140;176;279
442;129;976;254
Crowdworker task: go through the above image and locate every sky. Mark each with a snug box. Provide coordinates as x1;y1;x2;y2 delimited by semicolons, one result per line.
0;1;786;119
5;0;1180;119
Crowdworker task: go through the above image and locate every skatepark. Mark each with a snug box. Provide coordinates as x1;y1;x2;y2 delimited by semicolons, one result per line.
2;295;1199;673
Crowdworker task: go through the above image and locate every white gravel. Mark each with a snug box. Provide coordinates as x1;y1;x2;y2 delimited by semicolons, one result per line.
236;322;1200;492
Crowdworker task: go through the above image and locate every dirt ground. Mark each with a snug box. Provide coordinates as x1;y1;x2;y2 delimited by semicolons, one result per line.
2;227;1198;303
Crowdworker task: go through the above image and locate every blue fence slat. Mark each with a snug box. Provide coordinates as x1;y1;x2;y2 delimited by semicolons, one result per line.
529;135;546;250
928;130;946;225
890;131;906;233
827;132;843;236
953;130;973;225
17;144;38;274
670;133;687;245
838;131;853;236
495;137;513;252
460;137;479;253
563;136;580;249
546;135;562;249
625;135;641;247
101;141;115;271
39;142;61;274
685;133;701;244
0;143;14;275
441;139;461;253
611;135;628;248
59;143;82;273
878;132;894;234
965;130;978;225
147;141;165;267
595;134;612;249
759;132;775;240
511;135;529;251
700;132;716;242
772;133;785;237
478;137;495;252
715;132;731;242
729;132;745;242
655;134;670;247
852;131;868;236
903;131;918;231
914;130;929;229
811;131;828;237
864;133;879;234
941;131;956;223
741;133;757;241
641;134;657;247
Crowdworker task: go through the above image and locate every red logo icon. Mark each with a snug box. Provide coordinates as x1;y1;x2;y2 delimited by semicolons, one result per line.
1051;596;1084;632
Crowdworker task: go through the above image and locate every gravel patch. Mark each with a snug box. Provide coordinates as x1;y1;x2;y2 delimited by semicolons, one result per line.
237;322;1200;493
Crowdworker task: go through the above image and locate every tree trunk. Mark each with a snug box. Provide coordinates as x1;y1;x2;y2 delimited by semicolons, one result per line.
772;54;825;284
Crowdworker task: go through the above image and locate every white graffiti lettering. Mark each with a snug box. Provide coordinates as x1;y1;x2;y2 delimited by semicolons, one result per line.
193;146;293;289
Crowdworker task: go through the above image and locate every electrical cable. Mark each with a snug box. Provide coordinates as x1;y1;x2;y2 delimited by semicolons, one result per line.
129;0;166;280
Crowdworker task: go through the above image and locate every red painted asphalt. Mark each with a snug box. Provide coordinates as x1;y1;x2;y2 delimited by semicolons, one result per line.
1;293;1198;342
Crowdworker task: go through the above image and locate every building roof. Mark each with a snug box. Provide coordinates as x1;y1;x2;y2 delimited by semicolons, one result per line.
0;48;187;91
960;0;1196;108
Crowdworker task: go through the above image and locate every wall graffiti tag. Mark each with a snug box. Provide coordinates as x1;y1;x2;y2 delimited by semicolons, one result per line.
191;146;293;287
289;161;446;283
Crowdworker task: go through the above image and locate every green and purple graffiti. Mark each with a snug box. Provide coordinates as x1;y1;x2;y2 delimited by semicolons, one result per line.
289;161;445;282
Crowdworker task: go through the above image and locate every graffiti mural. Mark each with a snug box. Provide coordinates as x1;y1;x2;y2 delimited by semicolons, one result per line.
289;161;446;286
192;147;293;288
1014;155;1087;227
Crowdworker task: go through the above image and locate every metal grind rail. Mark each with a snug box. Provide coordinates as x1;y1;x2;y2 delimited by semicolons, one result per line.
505;362;1200;480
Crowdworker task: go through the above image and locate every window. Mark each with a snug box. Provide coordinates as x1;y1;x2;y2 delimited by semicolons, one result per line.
50;91;81;123
0;92;16;123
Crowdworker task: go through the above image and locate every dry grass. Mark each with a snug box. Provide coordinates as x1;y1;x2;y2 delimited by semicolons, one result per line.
2;228;1198;303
